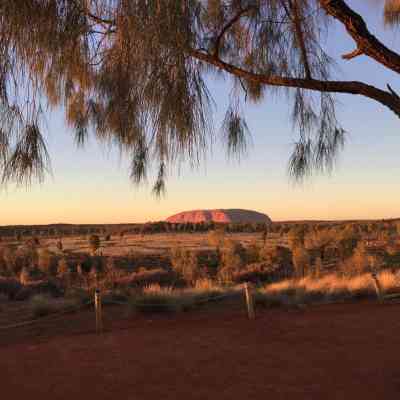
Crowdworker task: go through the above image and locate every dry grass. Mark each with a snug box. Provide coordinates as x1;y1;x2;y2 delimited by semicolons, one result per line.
29;294;81;318
48;232;266;257
29;294;59;317
129;281;241;314
257;270;400;307
120;271;400;314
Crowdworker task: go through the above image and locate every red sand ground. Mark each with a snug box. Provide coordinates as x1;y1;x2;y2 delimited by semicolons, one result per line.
1;301;400;400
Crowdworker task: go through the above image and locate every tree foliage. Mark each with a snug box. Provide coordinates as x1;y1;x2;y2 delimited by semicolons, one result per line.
88;234;100;254
1;1;399;190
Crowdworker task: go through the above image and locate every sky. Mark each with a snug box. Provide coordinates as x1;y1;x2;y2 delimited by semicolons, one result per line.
1;2;400;225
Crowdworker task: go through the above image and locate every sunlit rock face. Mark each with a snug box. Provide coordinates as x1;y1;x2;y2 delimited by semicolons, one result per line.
166;209;272;224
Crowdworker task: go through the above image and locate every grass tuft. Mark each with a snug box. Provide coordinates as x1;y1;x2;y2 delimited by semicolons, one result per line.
258;270;400;306
30;294;56;318
128;282;241;314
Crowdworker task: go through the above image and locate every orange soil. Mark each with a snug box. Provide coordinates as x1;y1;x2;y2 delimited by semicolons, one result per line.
1;301;400;399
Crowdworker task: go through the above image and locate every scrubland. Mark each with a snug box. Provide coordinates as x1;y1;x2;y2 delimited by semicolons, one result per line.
1;219;400;316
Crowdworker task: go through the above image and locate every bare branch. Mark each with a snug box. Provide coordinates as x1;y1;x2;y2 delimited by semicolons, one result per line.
387;84;400;100
319;0;400;74
342;48;363;60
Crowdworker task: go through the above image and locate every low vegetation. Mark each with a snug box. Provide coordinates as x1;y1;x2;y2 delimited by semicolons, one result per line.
29;294;81;318
1;220;400;313
128;281;242;314
257;270;400;307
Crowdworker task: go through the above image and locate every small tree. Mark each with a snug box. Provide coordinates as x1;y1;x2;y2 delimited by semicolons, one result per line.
56;240;63;252
352;242;369;274
103;257;118;289
217;239;247;283
287;226;306;250
207;229;225;248
19;267;30;285
314;257;323;278
292;246;311;278
261;229;268;245
88;235;101;255
170;247;203;285
89;267;98;283
76;263;83;276
2;246;17;274
57;258;69;277
37;248;54;275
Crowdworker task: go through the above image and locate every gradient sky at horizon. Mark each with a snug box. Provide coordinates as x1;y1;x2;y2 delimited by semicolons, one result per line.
1;3;400;225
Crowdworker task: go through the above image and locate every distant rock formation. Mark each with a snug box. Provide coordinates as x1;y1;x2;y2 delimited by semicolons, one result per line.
166;209;272;224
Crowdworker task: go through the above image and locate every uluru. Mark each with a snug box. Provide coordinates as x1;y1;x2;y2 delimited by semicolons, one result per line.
166;209;272;224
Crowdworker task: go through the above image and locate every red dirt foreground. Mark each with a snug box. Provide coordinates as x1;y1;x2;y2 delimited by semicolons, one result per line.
1;301;400;400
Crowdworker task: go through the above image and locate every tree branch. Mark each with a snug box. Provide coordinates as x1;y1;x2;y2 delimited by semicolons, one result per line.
190;50;400;118
86;12;115;27
342;48;363;60
319;0;400;74
387;84;400;101
213;6;255;57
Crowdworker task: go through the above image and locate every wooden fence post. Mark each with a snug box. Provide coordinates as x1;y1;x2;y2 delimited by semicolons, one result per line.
371;272;383;301
95;288;103;333
244;282;255;320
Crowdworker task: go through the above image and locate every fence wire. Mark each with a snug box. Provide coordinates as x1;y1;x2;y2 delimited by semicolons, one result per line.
0;287;247;332
0;300;93;331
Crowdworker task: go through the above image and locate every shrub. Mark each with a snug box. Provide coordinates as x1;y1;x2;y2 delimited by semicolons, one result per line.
64;287;90;305
121;268;178;288
130;285;181;313
15;244;38;272
1;245;17;272
29;294;80;318
207;229;225;248
231;262;281;284
292;246;311;278
189;279;227;304
259;245;293;278
37;248;55;275
102;288;131;304
56;240;63;251
57;258;69;277
14;286;36;301
245;243;261;264
19;267;30;284
217;239;247;282
30;294;55;318
170;247;205;285
15;279;64;301
0;277;22;299
89;235;101;255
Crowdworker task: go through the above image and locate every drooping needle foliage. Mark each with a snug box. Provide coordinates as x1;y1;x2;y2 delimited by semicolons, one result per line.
0;1;399;192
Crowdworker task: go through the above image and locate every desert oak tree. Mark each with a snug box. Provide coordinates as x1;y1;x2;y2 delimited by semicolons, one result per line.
1;1;400;192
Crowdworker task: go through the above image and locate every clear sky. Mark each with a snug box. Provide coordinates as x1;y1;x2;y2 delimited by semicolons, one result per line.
1;3;399;225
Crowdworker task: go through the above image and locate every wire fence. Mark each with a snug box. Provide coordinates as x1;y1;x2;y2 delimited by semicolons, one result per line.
0;299;93;331
2;273;398;336
0;283;255;335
